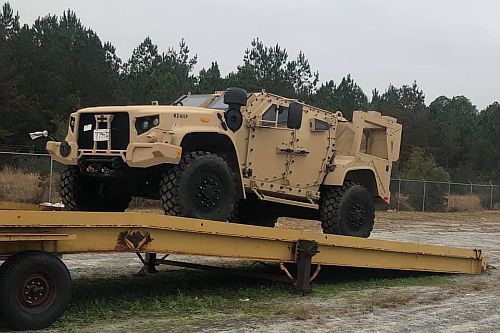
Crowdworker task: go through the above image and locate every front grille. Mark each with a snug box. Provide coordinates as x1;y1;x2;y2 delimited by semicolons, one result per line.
77;112;130;150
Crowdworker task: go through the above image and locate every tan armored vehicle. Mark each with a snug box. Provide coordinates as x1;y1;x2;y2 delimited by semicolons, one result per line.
47;88;402;237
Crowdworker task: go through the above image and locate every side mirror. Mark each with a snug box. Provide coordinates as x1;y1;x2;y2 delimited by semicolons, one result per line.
223;87;247;132
29;130;54;141
287;103;303;129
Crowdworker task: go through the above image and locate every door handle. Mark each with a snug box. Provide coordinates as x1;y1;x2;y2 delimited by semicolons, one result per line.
295;149;309;155
277;147;309;155
277;147;294;154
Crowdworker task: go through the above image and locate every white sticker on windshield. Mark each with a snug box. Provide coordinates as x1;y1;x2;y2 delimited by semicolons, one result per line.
83;124;92;132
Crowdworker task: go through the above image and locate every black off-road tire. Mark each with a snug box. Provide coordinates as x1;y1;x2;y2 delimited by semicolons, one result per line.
60;166;80;210
159;151;237;221
0;251;71;331
319;181;375;237
60;166;131;212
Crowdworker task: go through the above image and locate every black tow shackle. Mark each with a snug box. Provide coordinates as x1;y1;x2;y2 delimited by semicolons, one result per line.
223;87;247;132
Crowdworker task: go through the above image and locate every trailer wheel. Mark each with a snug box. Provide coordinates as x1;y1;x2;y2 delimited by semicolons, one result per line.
160;151;237;221
319;181;375;237
0;251;71;331
60;166;131;212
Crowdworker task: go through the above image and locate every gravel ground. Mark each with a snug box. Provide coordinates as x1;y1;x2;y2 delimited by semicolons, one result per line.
204;211;500;333
4;211;499;332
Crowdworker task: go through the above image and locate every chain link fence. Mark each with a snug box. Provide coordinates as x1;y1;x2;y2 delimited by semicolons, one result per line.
0;148;499;212
390;178;500;212
0;148;63;203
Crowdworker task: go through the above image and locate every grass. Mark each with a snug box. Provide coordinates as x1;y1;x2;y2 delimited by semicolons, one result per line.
448;195;483;212
0;166;45;203
43;266;450;332
390;193;488;212
370;290;416;308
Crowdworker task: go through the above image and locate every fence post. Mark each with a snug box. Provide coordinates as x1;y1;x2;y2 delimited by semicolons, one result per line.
422;179;426;212
397;177;401;211
48;157;54;203
468;180;473;209
490;181;494;211
447;181;451;212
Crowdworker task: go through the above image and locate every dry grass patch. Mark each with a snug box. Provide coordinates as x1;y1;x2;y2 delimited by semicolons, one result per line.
274;304;314;320
289;304;313;320
129;197;162;210
390;194;414;211
0;167;46;203
370;290;416;308
448;195;483;212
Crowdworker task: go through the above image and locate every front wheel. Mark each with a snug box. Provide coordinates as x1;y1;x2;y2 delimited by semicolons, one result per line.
159;151;237;221
60;166;131;212
319;182;375;237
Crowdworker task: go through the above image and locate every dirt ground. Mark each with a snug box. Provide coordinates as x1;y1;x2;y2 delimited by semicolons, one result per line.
6;211;500;332
250;211;500;333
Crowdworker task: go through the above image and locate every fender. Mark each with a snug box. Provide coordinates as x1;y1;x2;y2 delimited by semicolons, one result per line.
177;130;246;199
322;156;390;200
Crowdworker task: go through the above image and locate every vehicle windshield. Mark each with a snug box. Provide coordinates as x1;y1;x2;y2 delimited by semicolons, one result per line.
207;96;228;110
175;94;212;107
174;93;251;110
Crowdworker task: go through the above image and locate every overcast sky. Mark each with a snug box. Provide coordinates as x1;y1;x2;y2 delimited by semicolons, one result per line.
7;0;500;109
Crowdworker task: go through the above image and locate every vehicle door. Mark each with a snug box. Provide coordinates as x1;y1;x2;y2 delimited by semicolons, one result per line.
245;103;294;189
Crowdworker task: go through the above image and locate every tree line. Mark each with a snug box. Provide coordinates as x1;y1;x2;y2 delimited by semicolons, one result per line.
1;3;499;183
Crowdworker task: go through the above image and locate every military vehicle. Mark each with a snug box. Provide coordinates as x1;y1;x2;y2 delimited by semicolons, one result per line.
46;88;402;237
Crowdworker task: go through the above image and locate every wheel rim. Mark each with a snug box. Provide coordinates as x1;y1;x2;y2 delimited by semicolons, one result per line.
194;174;223;211
18;272;55;311
348;203;366;231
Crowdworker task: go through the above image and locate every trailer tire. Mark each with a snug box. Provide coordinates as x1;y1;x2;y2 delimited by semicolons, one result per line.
160;151;237;221
60;166;131;212
0;251;71;331
319;181;375;237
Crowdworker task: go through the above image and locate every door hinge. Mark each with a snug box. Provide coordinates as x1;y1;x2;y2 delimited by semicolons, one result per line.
325;164;335;172
242;167;253;177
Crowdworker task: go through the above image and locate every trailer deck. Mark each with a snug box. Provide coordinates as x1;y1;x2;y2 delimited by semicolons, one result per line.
0;209;487;330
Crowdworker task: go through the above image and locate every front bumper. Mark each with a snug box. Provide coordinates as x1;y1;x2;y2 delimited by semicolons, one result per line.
46;141;182;168
46;141;78;165
125;143;182;167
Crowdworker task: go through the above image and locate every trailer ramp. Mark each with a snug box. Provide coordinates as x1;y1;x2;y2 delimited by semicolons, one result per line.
0;210;485;273
0;210;487;330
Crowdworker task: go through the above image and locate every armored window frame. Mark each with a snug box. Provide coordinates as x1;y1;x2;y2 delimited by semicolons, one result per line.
261;104;289;127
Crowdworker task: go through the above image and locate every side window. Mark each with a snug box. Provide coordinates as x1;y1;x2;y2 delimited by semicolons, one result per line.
277;106;288;125
262;105;277;124
261;104;289;127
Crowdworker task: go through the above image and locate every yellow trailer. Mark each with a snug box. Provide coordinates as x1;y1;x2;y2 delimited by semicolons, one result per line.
0;209;487;330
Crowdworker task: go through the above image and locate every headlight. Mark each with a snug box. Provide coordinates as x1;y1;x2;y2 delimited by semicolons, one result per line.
135;115;160;135
60;141;71;157
69;116;75;132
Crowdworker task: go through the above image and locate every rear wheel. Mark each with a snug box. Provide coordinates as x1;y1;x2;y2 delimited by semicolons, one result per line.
60;166;131;212
319;181;375;237
0;251;71;330
159;151;237;221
